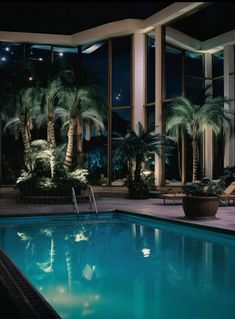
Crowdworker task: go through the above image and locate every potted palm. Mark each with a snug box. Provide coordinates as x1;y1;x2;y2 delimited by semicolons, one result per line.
182;178;223;218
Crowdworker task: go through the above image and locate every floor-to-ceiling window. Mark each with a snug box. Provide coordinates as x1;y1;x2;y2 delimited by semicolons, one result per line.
0;36;133;186
185;51;205;181
164;45;183;184
81;41;108;185
0;42;25;184
212;50;224;178
111;36;132;184
163;45;206;184
145;33;155;172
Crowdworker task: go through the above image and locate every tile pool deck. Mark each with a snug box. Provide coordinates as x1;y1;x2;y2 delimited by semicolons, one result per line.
1;196;235;232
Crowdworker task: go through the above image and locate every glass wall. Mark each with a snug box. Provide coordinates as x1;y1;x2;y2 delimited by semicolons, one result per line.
112;37;131;107
0;36;133;186
163;45;206;184
0;42;23;64
111;36;132;184
25;44;52;65
145;34;156;174
212;50;224;178
146;34;155;104
53;46;78;68
165;45;183;99
212;50;224;98
81;41;108;185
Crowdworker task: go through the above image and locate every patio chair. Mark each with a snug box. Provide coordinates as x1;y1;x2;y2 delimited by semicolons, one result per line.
160;187;186;205
220;181;235;205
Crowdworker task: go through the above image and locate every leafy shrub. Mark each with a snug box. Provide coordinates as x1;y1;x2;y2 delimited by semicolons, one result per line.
16;167;89;196
219;166;235;188
183;179;223;197
126;171;154;199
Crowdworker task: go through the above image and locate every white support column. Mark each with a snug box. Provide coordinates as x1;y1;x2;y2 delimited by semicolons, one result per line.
154;25;163;186
224;45;235;167
204;53;213;179
132;33;145;131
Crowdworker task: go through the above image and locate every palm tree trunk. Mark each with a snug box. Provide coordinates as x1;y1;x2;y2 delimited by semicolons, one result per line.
20;114;31;166
181;132;186;185
47;116;56;178
134;157;142;183
64;118;76;169
177;141;182;181
76;115;83;167
192;137;198;183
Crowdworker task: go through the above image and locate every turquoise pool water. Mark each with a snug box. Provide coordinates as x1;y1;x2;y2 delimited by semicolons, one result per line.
0;212;235;319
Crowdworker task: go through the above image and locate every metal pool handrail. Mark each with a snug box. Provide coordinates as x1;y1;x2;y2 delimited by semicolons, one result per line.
89;186;98;215
72;186;98;216
72;187;79;216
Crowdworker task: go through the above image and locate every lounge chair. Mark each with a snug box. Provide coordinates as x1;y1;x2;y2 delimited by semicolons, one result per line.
160;187;186;205
220;182;235;205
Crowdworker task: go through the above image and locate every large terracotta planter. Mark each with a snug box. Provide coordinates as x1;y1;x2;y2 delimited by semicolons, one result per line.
183;196;219;218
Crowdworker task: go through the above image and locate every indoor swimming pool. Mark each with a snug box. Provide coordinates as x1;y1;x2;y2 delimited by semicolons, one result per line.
0;211;235;319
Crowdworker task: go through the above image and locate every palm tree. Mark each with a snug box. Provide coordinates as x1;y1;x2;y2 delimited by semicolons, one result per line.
4;86;43;167
113;122;165;198
166;96;231;183
55;70;105;169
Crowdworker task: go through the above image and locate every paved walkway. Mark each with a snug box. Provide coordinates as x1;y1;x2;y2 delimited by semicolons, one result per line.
1;197;235;233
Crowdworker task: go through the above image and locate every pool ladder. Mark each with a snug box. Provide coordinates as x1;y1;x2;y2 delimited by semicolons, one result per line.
72;186;98;216
72;187;79;216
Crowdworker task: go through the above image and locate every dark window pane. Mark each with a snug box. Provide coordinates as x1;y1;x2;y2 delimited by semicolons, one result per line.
212;51;224;78
112;108;131;136
213;133;224;179
147;35;155;103
165;45;183;99
164;102;181;183
112;36;131;106
53;46;78;68
2;125;24;184
185;51;204;77
25;44;52;64
213;78;224;98
185;78;205;104
146;105;155;130
81;41;108;100
83;133;108;185
111;108;131;182
0;43;23;64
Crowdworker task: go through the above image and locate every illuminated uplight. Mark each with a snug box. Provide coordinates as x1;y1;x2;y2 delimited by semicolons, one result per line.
59;52;64;57
5;47;10;51
142;248;151;257
29;76;33;81
142;170;152;177
1;57;6;61
39;57;43;61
